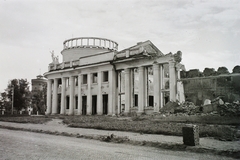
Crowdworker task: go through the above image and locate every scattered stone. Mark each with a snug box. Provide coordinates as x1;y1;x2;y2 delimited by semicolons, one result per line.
218;102;240;116
174;101;200;115
219;99;224;105
160;101;179;114
204;99;211;105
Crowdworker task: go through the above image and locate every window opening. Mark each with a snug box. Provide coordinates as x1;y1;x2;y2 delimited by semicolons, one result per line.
92;73;98;83
83;74;87;84
103;71;108;82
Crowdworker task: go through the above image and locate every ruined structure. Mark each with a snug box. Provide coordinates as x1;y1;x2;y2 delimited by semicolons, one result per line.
43;37;185;115
182;73;240;105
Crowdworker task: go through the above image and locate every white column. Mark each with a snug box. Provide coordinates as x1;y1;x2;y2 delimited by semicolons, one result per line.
160;65;163;108
124;68;131;113
46;79;52;115
87;73;92;115
109;69;117;115
77;75;82;115
138;66;145;113
130;69;134;108
52;78;58;114
169;61;177;102
117;71;121;115
115;71;119;115
144;67;148;107
97;71;103;115
69;76;75;115
60;77;66;115
153;64;160;112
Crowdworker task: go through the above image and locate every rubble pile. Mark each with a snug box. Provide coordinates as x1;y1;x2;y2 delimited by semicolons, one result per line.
160;101;179;114
160;99;240;116
174;102;200;115
159;101;200;115
218;102;240;116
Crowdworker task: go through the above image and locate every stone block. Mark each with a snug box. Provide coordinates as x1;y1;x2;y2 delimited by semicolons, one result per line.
182;124;199;146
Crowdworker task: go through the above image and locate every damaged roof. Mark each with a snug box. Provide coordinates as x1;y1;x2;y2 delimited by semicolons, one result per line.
115;40;164;60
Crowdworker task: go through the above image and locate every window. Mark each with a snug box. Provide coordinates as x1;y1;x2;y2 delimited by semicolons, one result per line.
83;74;87;84
75;96;78;109
134;94;138;106
92;73;98;83
103;71;108;82
75;77;78;86
66;96;70;109
149;96;154;107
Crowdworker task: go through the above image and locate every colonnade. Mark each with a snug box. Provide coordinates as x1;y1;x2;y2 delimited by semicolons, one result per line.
63;37;118;51
123;61;177;114
46;70;117;115
46;62;178;115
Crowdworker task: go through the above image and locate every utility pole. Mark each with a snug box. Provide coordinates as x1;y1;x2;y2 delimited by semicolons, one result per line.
12;86;14;115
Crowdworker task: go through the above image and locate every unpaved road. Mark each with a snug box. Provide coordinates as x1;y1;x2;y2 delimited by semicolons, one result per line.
0;129;235;160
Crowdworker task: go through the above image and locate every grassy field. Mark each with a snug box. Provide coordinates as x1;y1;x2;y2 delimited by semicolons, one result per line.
0;114;239;141
0;115;51;124
61;115;239;141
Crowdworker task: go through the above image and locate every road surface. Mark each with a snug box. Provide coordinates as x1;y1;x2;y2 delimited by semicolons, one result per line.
0;129;235;160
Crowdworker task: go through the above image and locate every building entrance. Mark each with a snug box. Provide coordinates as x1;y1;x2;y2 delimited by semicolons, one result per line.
103;95;108;115
57;94;61;114
92;95;97;115
82;96;87;115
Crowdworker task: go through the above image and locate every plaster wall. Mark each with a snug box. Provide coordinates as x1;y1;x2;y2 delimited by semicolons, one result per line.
80;52;114;66
62;48;110;62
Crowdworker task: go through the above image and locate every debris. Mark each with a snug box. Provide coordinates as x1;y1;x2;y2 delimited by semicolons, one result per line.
174;101;200;115
204;99;211;105
160;101;179;114
159;98;239;116
218;102;240;116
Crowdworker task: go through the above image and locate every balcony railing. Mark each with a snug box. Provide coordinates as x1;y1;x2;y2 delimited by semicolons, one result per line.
63;37;118;51
49;60;80;71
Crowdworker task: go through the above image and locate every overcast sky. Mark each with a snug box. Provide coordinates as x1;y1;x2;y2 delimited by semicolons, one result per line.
0;0;239;92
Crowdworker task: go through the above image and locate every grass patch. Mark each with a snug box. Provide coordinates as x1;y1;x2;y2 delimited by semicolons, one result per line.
0;114;239;141
62;115;239;141
0;115;52;124
154;114;240;125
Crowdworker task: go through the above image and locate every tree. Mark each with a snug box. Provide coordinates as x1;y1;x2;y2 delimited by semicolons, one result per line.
0;92;12;113
3;79;31;113
186;69;202;78
217;66;229;75
203;68;216;76
232;65;240;73
31;84;47;114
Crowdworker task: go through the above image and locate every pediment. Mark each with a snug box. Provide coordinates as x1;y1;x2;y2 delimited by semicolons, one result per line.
115;40;164;60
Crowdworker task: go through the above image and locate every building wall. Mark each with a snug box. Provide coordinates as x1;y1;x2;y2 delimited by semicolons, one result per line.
182;74;240;105
62;48;111;62
31;76;47;94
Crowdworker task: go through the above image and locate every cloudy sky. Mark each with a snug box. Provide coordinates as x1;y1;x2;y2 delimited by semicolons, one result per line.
0;0;239;92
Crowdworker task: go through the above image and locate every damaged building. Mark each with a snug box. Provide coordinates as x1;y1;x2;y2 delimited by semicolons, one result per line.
43;37;185;115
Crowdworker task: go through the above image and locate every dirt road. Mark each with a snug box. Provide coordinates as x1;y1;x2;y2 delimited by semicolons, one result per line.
0;128;235;160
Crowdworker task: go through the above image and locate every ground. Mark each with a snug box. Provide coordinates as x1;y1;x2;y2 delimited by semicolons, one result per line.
0;128;236;160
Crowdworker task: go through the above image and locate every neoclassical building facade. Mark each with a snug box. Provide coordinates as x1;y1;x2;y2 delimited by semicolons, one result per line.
44;37;185;115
